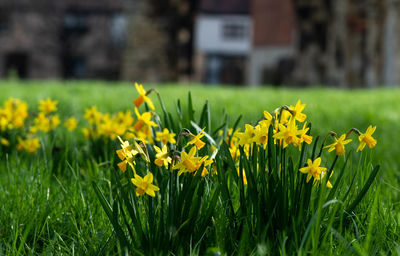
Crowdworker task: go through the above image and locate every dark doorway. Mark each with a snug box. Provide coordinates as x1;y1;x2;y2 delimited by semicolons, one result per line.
4;52;28;78
205;55;246;85
63;56;87;78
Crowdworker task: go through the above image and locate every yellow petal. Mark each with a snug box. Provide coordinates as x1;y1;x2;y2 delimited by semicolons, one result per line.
144;173;153;183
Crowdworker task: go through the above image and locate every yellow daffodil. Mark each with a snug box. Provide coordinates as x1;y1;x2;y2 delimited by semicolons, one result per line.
116;136;139;172
133;108;157;131
254;121;270;149
50;115;60;129
289;100;307;123
237;124;255;146
357;125;377;152
196;155;213;177
299;122;313;145
113;110;134;128
299;157;327;183
84;106;102;124
1;98;28;130
186;128;206;150
39;98;58;114
156;128;176;144
16;137;40;154
173;147;198;175
133;83;155;110
32;112;49;132
172;146;212;177
131;172;160;197
273;120;301;148
1;137;10;146
135;129;152;144
324;134;352;155
264;111;273;122
154;145;172;168
64;117;78;131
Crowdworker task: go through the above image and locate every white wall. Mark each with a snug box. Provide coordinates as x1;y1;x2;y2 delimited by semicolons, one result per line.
195;15;252;55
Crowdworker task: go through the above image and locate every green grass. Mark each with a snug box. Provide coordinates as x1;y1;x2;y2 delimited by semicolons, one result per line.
0;79;399;255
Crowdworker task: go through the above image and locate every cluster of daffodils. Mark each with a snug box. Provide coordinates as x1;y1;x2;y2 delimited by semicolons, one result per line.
298;124;376;188
115;84;378;197
82;106;134;140
0;98;28;131
218;100;377;188
30;98;60;133
0;97;78;154
115;84;214;197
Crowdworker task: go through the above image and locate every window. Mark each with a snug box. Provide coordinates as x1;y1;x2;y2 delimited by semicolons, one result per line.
222;22;247;40
110;13;126;48
64;11;88;34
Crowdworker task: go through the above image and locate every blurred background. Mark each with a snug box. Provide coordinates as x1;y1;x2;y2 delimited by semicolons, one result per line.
0;0;398;87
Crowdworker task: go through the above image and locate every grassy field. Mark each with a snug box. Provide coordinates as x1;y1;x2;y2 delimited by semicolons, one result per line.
0;80;399;254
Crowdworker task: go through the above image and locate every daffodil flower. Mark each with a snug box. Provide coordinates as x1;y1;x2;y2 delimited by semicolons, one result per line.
133;108;157;131
237;124;255;146
254;121;269;148
273;120;301;148
133;83;155;110
324;134;352;155
154;145;172;169
1;137;10;146
39;98;58;114
186;128;206;150
357;125;377;152
156;128;176;144
64;117;78;131
116;136;139;172
299;157;327;183
173;146;200;175
16;137;40;154
131;172;160;197
289;100;307;123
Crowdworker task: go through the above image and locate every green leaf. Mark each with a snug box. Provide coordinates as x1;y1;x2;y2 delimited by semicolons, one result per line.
345;165;380;214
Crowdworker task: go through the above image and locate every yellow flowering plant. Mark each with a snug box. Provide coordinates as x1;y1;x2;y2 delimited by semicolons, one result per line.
93;87;221;255
89;84;379;255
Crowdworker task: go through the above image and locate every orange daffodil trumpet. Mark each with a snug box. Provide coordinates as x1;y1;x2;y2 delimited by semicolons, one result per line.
133;82;156;110
186;128;206;150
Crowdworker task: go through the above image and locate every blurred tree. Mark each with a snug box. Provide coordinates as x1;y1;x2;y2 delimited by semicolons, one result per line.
291;0;388;87
122;0;197;83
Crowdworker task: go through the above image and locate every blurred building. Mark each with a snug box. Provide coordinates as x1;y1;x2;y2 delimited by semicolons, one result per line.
0;0;125;79
249;0;296;86
193;0;296;86
193;0;251;85
0;0;396;87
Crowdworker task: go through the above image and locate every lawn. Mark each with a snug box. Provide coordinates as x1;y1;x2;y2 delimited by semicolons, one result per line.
0;80;399;254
